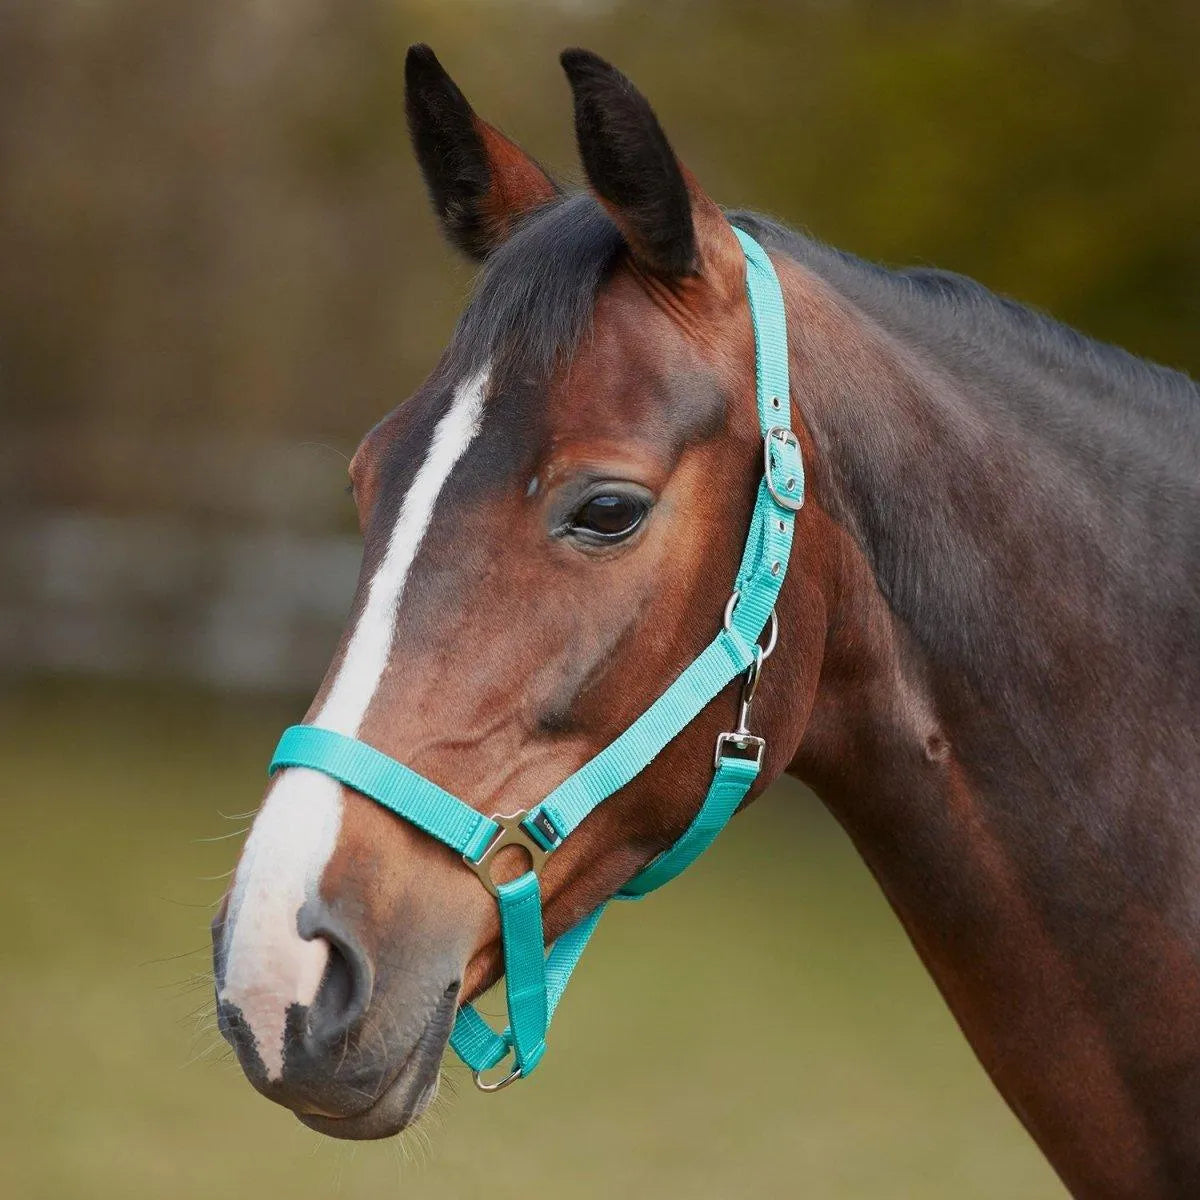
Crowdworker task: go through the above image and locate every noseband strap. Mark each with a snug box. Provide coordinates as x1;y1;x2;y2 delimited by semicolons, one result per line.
268;229;803;1090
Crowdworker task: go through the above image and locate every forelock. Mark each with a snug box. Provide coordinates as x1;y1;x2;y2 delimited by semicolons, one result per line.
449;192;625;386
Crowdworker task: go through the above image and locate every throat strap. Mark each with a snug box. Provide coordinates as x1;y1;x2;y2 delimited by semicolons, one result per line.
266;227;801;1088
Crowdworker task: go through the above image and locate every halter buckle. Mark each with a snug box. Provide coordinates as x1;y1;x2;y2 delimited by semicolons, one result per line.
465;810;551;898
764;426;804;512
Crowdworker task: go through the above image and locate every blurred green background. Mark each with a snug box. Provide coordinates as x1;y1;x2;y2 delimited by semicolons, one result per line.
2;0;1196;1196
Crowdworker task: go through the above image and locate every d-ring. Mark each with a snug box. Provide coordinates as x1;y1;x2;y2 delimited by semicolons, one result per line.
473;1062;522;1093
723;590;740;629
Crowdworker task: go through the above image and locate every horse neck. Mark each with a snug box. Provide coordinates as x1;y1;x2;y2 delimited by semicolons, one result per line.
771;253;1200;1196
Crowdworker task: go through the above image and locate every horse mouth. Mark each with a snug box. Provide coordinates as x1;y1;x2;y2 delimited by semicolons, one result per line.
296;985;456;1140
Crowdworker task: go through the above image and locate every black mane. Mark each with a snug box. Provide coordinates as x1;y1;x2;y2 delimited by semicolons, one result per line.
452;193;1198;464
731;210;1199;477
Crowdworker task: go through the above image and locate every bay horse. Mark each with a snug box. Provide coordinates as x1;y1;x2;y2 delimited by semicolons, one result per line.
212;45;1200;1197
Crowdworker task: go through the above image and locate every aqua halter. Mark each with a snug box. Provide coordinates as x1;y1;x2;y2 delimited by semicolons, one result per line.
269;228;803;1090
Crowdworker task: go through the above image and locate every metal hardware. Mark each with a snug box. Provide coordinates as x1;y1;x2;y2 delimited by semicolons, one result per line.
764;426;803;512
723;593;779;661
473;1060;522;1092
741;644;764;710
714;730;765;769
465;810;551;898
714;645;768;769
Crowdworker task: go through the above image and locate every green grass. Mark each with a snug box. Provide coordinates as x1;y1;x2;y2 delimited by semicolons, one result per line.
0;680;1062;1198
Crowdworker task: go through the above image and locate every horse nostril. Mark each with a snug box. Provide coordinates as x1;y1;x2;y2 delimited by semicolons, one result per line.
298;903;374;1049
311;938;352;1033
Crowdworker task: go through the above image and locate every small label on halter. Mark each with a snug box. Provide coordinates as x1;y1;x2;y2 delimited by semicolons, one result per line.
528;810;562;849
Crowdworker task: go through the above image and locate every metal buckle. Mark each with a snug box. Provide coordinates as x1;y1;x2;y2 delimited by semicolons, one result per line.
764;426;803;512
464;810;550;898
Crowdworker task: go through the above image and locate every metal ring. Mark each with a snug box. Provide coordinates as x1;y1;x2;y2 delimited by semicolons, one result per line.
723;590;741;630
463;810;550;898
759;609;779;659
473;1062;522;1093
723;594;778;661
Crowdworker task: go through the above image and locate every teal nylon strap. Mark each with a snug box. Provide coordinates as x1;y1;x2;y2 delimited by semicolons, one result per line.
448;900;608;1073
271;725;500;860
619;753;760;898
265;229;798;1085
532;630;752;841
495;873;548;1073
525;228;798;846
445;751;760;1075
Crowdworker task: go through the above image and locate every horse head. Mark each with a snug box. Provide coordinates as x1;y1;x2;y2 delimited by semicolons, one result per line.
211;46;823;1138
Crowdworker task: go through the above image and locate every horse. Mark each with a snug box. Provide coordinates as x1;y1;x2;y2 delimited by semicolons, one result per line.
211;45;1200;1197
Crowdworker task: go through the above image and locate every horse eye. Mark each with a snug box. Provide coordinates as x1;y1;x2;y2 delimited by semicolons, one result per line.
570;493;647;541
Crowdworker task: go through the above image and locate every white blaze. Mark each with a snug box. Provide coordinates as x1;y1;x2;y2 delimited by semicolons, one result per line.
220;367;490;1078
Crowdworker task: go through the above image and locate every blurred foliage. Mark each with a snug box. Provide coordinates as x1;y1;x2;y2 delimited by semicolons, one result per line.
1;0;1195;485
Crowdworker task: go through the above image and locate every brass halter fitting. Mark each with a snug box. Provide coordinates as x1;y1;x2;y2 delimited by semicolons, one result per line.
464;810;551;898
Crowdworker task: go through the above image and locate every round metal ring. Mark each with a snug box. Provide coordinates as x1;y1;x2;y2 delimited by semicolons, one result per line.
760;609;779;659
473;1063;522;1093
724;594;779;661
723;590;741;631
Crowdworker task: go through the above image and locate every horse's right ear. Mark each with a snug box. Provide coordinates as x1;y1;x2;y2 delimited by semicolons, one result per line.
405;45;559;261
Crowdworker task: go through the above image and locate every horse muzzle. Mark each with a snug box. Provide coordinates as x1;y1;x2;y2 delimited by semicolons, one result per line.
211;893;460;1139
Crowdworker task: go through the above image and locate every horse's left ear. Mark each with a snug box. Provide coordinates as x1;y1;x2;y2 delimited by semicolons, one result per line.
405;44;560;261
560;49;741;286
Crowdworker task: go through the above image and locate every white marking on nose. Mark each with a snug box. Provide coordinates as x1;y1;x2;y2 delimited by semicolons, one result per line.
220;366;491;1079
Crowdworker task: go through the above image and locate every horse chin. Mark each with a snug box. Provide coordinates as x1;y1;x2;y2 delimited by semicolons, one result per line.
294;981;455;1141
296;1038;444;1140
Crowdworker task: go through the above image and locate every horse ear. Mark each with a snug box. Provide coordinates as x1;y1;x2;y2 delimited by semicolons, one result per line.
405;44;560;261
560;49;740;283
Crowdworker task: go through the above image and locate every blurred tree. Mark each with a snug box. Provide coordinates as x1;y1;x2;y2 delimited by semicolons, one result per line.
0;0;1194;682
1;0;1194;449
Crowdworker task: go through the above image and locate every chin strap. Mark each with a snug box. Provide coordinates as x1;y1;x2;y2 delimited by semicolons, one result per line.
268;227;803;1089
